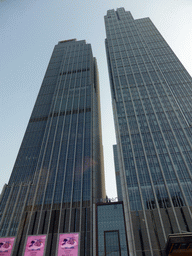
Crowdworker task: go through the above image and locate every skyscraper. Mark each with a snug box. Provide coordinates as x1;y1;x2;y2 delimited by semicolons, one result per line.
113;144;123;201
0;39;105;255
105;8;192;256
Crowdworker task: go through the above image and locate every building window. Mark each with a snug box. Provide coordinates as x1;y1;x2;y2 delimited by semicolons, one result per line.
104;230;121;255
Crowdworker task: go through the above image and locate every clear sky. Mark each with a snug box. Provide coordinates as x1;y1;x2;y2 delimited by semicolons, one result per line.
1;0;192;198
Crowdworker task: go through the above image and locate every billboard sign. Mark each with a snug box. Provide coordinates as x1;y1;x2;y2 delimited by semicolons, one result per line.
0;237;15;256
57;233;79;256
24;235;46;256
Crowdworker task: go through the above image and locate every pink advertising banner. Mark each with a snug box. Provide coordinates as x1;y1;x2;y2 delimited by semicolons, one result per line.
0;237;15;256
24;235;46;256
57;233;79;256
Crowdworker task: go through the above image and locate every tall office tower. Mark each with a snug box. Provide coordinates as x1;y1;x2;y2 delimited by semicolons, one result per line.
0;39;105;255
113;144;123;201
105;8;192;256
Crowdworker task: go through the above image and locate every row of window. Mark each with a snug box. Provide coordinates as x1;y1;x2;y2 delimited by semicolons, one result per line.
59;67;90;76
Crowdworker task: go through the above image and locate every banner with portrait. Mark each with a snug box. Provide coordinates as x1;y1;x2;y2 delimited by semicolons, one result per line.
0;237;15;256
24;235;46;256
57;233;79;256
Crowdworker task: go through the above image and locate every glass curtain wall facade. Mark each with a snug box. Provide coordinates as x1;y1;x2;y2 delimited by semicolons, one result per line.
105;8;192;256
0;39;105;256
96;202;129;256
113;144;123;201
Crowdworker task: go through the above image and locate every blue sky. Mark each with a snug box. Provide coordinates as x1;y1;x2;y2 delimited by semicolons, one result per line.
1;0;192;198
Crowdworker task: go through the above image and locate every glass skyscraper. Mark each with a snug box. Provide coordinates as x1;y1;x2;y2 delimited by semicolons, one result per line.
0;39;105;255
113;144;123;201
105;8;192;256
